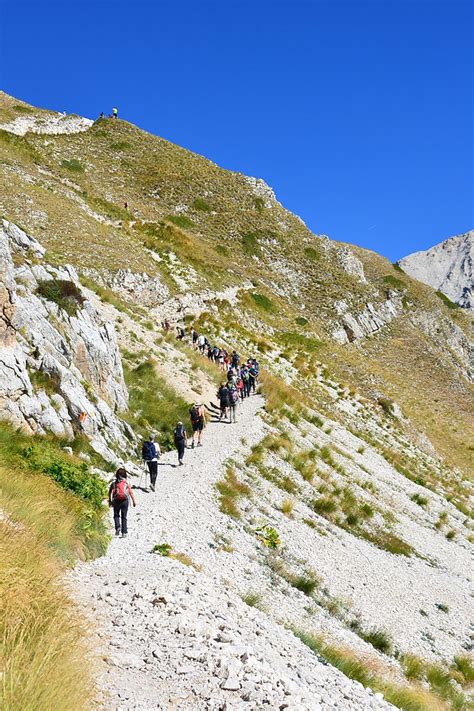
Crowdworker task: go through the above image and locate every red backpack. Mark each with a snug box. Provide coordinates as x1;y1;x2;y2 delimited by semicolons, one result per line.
113;479;129;501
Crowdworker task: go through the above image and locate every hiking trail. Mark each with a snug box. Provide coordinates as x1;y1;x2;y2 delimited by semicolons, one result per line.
70;393;393;711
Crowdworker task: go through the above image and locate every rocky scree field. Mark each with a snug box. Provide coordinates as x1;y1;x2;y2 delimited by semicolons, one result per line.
0;92;473;710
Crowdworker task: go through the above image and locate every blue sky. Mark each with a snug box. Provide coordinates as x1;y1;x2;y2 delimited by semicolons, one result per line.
1;0;472;260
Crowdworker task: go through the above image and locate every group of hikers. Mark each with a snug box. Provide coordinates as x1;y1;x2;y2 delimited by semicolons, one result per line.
109;327;260;537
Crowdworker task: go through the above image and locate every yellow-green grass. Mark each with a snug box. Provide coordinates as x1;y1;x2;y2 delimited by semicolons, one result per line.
0;464;97;710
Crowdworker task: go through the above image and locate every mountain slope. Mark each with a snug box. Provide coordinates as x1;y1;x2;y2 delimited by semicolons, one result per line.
1;92;473;710
399;232;474;311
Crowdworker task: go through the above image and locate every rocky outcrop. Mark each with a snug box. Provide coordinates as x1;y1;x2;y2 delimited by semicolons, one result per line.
0;220;132;461
337;246;367;283
0;112;93;136
399;231;474;310
332;292;403;344
82;267;170;308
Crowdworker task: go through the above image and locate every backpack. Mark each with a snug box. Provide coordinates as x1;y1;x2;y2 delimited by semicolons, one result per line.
231;388;239;404
113;479;129;501
174;424;185;441
142;440;155;461
190;406;199;423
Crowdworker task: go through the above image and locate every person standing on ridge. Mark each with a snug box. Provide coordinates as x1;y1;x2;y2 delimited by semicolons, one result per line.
173;421;187;465
142;434;160;491
112;107;118;119
109;469;136;538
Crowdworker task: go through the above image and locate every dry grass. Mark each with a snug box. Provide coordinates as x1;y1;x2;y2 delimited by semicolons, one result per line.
0;465;95;710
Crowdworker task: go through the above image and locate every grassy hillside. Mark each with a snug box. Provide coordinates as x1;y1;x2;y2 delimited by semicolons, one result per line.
0;424;109;710
0;90;472;478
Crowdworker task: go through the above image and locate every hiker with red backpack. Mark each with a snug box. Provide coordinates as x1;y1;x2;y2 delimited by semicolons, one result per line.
109;469;136;538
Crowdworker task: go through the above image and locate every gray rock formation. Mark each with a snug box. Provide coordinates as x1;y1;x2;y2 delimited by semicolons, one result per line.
0;220;133;461
399;231;474;310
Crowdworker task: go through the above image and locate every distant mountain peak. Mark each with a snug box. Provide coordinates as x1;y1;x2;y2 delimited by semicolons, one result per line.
398;231;474;310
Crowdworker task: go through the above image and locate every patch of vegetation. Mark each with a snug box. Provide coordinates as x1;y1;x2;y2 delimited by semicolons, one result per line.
109;141;130;151
29;368;61;396
383;274;405;290
215;466;251;519
292;572;321;596
192;198;211;212
294;630;454;711
152;542;173;556
36;279;85;316
250;292;276;312
358;627;393;655
254;197;265;211
242;231;262;257
123;358;190;450
60;158;84;173
436;291;459;309
378;397;396;415
411;493;429;507
215;244;228;257
1;485;94;710
304;246;320;260
295;316;309;326
13;103;34;113
280;331;323;353
280;498;294;516
255;524;280;549
165;214;196;229
242;591;263;608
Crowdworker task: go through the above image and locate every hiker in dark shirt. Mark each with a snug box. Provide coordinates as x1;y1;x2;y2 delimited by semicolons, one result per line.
108;469;136;537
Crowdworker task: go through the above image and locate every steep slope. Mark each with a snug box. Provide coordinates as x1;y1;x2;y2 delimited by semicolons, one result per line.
1;93;473;710
399;232;474;311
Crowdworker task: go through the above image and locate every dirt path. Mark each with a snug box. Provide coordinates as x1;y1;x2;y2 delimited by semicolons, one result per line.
70;394;393;711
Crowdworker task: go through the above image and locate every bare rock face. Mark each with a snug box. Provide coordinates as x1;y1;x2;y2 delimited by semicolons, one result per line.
0;220;133;461
399;231;474;310
332;292;403;344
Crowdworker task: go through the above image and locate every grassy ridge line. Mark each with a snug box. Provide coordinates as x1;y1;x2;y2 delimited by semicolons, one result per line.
0;465;95;710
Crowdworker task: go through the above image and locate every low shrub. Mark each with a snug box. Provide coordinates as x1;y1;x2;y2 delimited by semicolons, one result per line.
295;316;309;326
359;627;393;655
411;493;429;507
280;498;294;516
60;158;84;172
313;496;337;514
242;591;263;607
383;275;405;290
192;198;211;212
255;524;280;549
250;292;275;312
292;573;320;596
165;214;196;229
152;542;172;556
242;232;262;257
215;467;251;519
36;279;85;316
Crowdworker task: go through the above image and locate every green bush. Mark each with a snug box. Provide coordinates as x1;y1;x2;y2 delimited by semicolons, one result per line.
292;573;320;596
254;197;265;211
295;316;309;326
36;279;85;316
152;543;172;556
359;627;393;655
192;198;211;212
304;246;320;261
255;524;280;549
242;232;262;256
60;158;84;173
250;292;275;312
313;497;337;514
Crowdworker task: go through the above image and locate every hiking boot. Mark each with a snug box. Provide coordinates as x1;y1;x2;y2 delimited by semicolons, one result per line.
197;442;202;447
121;533;127;538
179;460;184;466
115;530;120;536
150;484;155;492
191;441;195;449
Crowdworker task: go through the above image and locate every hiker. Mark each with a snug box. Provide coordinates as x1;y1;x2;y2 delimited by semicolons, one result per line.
189;402;206;447
231;350;240;369
197;333;205;353
218;382;231;421
173;421;187;465
248;363;257;394
142;434;160;491
112;107;118;119
109;468;136;538
228;386;239;423
236;375;245;401
192;329;198;348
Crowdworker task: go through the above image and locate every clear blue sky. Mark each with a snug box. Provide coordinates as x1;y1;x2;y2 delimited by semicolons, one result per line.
1;0;472;260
